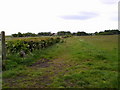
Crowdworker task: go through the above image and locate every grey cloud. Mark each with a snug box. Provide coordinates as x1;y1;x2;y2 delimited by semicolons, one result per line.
60;12;99;20
111;17;118;21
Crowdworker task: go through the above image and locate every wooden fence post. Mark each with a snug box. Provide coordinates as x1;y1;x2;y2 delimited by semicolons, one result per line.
1;31;6;60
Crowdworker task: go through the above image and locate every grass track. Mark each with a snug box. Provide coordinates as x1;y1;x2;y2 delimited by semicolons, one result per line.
3;35;118;88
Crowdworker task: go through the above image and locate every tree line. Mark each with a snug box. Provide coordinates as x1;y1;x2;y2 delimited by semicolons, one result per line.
94;29;120;35
12;29;120;37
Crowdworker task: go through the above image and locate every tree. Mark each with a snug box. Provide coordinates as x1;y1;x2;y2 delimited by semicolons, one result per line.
76;31;88;36
57;31;71;36
12;34;18;37
18;32;23;37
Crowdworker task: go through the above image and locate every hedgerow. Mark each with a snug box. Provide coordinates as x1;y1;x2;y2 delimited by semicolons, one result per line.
6;37;61;55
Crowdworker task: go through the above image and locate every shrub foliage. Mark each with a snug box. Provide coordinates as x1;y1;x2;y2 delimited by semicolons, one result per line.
6;37;61;54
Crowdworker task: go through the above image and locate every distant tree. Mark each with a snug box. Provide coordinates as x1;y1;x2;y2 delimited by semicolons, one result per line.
38;32;52;36
57;31;71;36
72;32;77;36
12;34;18;37
76;31;88;36
94;32;99;35
18;32;23;37
32;33;36;37
95;29;120;35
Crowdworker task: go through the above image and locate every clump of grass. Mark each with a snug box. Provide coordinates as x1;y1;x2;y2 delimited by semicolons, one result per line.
50;70;118;88
3;65;27;78
3;65;43;79
94;54;107;60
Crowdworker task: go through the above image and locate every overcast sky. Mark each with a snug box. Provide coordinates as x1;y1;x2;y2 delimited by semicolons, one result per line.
0;0;119;35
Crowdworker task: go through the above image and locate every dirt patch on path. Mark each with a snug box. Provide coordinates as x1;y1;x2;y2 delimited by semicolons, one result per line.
30;58;52;68
27;56;70;88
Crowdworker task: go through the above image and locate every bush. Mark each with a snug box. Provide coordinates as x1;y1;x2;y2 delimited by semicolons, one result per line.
6;37;61;55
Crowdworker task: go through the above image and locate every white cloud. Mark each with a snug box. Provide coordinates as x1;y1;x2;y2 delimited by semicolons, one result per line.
99;0;119;4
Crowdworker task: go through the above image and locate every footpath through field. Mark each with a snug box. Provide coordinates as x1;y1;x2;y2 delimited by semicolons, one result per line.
3;36;118;88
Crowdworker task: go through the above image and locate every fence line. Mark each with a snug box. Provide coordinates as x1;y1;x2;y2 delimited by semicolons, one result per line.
1;31;6;60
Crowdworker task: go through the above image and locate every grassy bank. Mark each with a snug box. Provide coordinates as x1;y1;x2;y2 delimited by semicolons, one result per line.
3;35;118;88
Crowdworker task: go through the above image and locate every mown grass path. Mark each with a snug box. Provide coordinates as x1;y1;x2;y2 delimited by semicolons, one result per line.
3;35;118;88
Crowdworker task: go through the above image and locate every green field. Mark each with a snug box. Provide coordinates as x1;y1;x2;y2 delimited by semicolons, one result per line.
3;35;118;88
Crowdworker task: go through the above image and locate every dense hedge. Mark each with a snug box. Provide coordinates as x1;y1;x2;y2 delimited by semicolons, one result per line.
6;37;61;55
